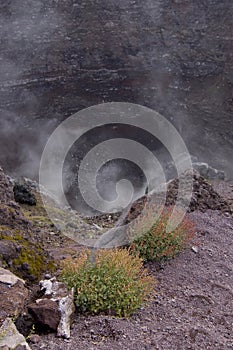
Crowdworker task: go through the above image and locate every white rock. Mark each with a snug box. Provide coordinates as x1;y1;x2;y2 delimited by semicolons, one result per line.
38;277;75;339
57;288;75;339
192;246;199;254
0;267;25;286
0;318;31;349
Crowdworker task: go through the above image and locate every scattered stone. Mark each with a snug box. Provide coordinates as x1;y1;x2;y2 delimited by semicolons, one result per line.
191;246;199;254
27;334;41;344
0;318;31;350
28;334;41;344
19;178;39;191
92;223;103;231
28;277;75;339
40;278;55;295
13;183;36;206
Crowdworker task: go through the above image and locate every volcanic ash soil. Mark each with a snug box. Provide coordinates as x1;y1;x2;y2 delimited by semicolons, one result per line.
0;167;232;350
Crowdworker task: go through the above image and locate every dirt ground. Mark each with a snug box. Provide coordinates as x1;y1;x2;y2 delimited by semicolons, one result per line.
30;207;233;349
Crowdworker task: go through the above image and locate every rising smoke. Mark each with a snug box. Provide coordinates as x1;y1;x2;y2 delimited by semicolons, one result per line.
0;0;232;191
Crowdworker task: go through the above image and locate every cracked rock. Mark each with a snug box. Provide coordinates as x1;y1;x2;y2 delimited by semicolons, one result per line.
28;277;75;339
0;318;31;350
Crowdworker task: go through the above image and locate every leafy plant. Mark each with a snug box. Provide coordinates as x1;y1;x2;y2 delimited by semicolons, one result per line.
26;324;36;340
129;206;195;262
60;249;155;317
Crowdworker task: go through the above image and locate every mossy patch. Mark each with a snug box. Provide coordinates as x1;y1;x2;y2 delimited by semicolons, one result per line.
20;192;53;229
21;212;52;228
13;246;55;281
0;229;56;281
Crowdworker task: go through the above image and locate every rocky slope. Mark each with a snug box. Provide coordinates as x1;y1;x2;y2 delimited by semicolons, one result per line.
0;167;56;282
0;165;232;349
31;209;233;350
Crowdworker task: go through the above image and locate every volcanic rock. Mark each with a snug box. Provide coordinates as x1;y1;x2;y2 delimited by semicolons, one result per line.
0;268;28;326
165;171;232;213
0;240;18;266
0;168;30;229
28;299;61;331
120;170;232;226
0;167;14;204
13;183;36;206
0;318;31;350
29;277;75;339
27;334;41;344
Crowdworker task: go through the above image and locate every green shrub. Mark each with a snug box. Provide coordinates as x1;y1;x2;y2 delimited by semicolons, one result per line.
60;249;155;317
129;207;195;262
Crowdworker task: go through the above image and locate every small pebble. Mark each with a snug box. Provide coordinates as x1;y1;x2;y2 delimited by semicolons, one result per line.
15;345;28;350
192;246;199;253
21;263;30;271
28;334;41;344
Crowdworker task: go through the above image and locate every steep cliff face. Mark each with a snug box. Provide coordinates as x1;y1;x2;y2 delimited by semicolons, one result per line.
0;0;232;178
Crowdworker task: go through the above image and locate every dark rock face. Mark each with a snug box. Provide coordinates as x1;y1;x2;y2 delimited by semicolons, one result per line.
13;183;36;206
87;170;232;229
0;168;14;204
0;1;232;178
165;171;232;213
0;240;18;265
29;299;61;331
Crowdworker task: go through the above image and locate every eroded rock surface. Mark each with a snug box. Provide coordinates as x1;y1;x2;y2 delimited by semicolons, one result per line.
0;318;31;350
0;268;28;327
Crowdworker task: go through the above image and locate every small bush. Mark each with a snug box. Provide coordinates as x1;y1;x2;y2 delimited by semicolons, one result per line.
130;207;195;262
60;249;155;317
